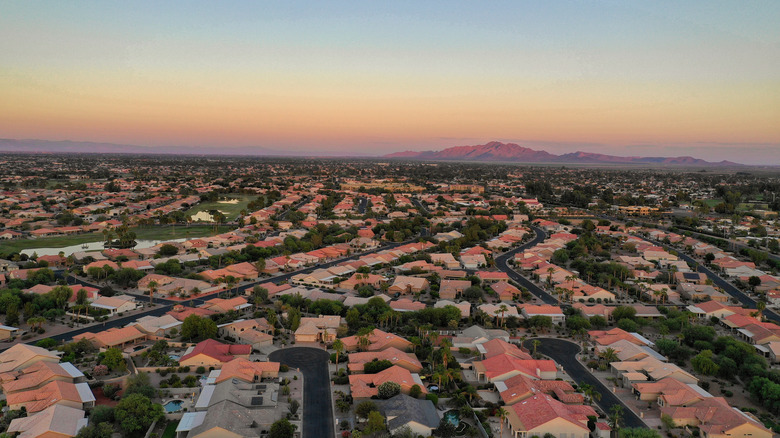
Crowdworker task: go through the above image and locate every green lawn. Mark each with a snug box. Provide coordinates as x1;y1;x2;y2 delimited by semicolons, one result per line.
0;225;233;257
161;420;179;438
184;194;256;222
701;198;724;208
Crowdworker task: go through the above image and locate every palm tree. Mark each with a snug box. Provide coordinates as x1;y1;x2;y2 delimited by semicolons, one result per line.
579;384;602;405
546;267;555;288
496;304;508;327
147;280;158;305
608;405;623;432
599;347;619;365
497;407;508;438
532;339;541;356
754;301;766;321
332;339;344;365
440;338;453;369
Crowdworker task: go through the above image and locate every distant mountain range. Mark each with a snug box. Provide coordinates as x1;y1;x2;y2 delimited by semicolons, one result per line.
384;141;742;166
0;138;370;157
0;138;743;166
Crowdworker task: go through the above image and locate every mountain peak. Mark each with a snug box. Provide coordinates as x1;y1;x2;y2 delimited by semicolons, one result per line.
383;142;743;166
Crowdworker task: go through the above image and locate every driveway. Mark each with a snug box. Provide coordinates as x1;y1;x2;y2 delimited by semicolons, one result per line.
270;347;334;438
494;225;558;305
523;338;646;429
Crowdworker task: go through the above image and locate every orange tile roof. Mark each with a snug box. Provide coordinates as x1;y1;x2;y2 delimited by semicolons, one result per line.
215;358;280;383
180;339;251;364
6;380;83;413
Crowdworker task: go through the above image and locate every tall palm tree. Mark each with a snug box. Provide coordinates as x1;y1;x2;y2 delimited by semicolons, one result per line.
496;304;508;327
147;280;158;305
332;339;344;365
532;339;541;356
497;407;508;438
754;301;766;321
546;267;555;288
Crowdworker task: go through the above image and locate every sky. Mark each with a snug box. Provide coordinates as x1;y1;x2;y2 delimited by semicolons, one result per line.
1;1;779;163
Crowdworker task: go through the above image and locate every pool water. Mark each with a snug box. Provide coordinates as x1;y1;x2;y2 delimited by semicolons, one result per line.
163;400;183;413
444;410;460;427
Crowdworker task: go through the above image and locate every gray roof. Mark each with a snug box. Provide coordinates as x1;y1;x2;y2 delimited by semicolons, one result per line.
188;400;279;437
378;394;440;430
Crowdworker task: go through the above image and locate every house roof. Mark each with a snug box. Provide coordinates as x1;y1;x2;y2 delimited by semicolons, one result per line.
0;344;61;374
0;361;82;394
7;404;87;438
475;353;557;380
349;365;425;399
181;339;251;363
215;357;280;383
6;380;93;413
377;394;440;430
508;394;596;432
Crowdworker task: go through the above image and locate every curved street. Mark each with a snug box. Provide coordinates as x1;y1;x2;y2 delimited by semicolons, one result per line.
495;225;558;304
269;347;334;438
524;338;646;429
650;239;780;324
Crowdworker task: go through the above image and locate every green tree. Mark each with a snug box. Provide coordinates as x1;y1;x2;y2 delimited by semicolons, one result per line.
269;418;296;438
101;347;127;371
365;411;386;435
611;306;637;321
619;428;662;438
691;350;720;376
355;401;378;419
75;423;114;438
114;393;164;437
589;315;607;329
181;314;217;342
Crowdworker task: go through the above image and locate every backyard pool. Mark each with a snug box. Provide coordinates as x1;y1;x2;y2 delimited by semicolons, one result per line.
444;410;460;427
169;354;181;361
163;400;183;413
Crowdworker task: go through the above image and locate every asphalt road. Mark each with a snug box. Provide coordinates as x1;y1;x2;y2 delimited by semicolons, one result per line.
494;225;558;304
412;198;429;215
269;347;334;438
649;240;780;324
524;338;646;429
357;197;367;214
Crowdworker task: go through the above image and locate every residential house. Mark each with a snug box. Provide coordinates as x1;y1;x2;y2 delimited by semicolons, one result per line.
660;397;771;438
179;339;252;368
349;365;426;399
376;394;440;437
504;394;596;438
473;353;557;382
6;404;88;438
0;344;61;374
294;315;340;344
388;276;429;295
348;347;423;373
340;329;413;352
73;326;147;350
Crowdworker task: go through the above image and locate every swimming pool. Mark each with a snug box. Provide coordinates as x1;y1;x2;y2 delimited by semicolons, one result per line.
163;400;183;413
444;410;460;427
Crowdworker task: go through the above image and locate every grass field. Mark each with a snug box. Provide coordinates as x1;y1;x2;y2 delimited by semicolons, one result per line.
0;225;233;257
701;198;724;208
161;421;178;438
184;194;256;222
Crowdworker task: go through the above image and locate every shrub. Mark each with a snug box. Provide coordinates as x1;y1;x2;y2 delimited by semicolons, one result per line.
280;364;289;372
92;364;109;377
196;366;206;374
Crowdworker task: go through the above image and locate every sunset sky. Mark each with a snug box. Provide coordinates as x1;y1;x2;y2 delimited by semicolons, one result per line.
1;1;779;163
